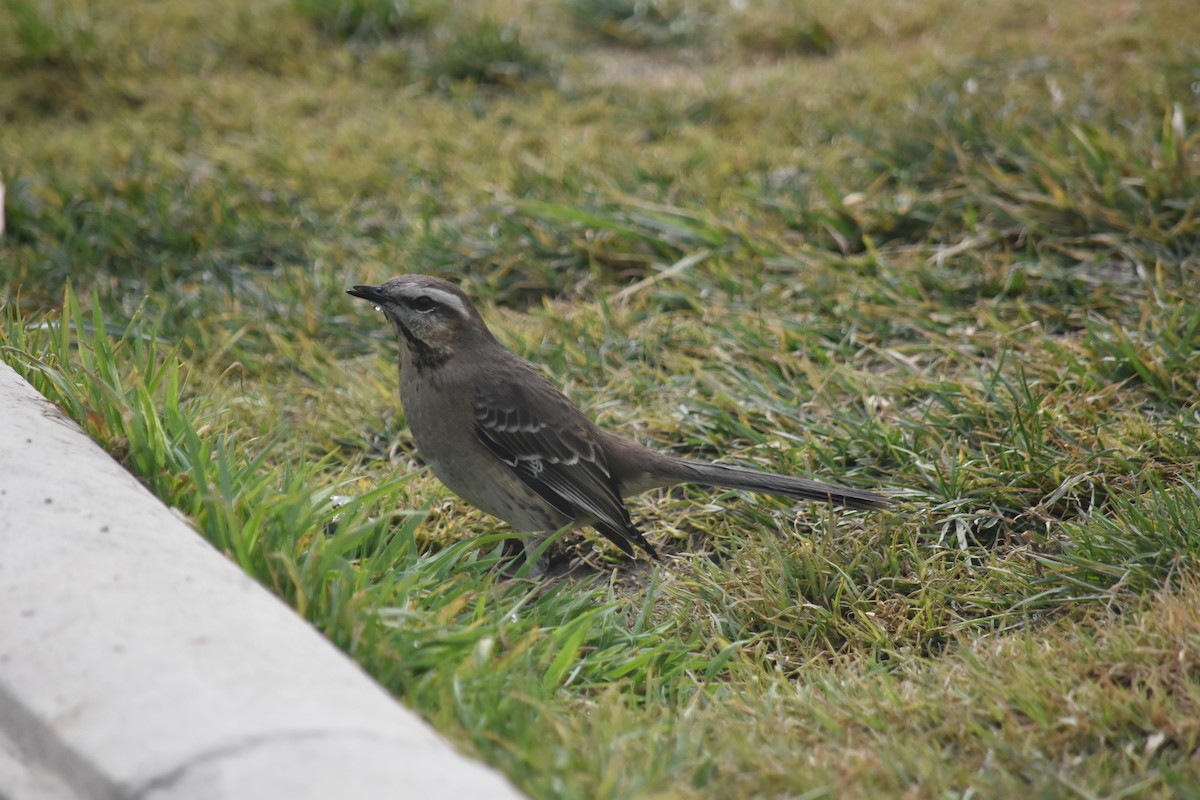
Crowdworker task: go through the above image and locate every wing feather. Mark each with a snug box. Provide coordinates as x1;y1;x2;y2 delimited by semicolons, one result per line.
472;370;655;558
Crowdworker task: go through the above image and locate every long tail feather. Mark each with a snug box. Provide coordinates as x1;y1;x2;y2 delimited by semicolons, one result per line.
675;459;892;510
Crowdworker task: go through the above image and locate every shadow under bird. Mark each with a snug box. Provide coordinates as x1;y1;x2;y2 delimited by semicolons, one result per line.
348;275;892;564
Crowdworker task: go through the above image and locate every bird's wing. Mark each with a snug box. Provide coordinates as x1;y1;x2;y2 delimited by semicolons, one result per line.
472;368;655;557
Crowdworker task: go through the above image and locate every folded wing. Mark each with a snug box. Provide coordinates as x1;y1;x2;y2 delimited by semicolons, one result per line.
472;370;656;558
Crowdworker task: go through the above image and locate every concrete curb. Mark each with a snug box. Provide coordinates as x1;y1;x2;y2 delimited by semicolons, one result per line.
0;362;525;800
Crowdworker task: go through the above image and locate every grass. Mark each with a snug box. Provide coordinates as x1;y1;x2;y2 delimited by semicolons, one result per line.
3;0;1200;796
295;0;441;43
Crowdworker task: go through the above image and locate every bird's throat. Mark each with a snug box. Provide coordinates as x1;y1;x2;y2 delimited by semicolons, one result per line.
389;318;448;373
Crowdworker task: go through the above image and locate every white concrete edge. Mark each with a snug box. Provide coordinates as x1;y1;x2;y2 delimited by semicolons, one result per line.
0;361;526;800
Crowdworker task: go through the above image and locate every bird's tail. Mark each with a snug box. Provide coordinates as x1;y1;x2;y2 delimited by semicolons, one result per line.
670;458;892;510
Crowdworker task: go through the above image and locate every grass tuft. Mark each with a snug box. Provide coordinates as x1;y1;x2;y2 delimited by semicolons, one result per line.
294;0;440;43
426;19;549;89
1;0;97;68
564;0;712;48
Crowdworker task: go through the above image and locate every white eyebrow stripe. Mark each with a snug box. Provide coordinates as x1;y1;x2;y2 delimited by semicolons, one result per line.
402;286;470;317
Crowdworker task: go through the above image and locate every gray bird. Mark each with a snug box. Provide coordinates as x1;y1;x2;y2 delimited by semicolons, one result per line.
348;275;891;564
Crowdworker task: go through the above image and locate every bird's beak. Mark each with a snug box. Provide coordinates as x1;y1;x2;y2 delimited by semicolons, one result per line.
347;284;387;304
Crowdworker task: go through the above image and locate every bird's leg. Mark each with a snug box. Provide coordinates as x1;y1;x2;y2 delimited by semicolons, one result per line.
507;524;575;579
514;534;549;579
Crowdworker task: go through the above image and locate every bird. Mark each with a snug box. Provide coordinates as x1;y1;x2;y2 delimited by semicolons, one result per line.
347;275;892;566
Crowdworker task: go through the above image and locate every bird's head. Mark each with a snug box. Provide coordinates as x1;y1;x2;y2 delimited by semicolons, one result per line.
348;275;495;369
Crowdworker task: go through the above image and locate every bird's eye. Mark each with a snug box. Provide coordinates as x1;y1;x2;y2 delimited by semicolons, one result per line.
411;295;437;313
